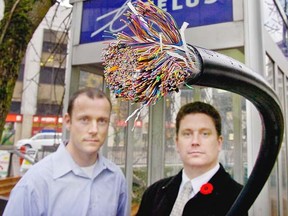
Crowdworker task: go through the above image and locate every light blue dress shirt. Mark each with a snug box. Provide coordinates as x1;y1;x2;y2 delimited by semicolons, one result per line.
3;143;129;216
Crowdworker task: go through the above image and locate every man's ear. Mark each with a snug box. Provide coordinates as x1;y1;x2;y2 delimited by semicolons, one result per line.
175;135;179;153
218;135;223;151
64;113;71;131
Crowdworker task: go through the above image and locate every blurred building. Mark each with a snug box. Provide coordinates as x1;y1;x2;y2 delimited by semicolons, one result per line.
3;4;71;145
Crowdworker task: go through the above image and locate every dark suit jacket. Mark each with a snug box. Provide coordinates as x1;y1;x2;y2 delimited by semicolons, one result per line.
136;164;248;216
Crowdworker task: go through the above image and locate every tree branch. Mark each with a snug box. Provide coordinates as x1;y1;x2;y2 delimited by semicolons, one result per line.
0;0;21;44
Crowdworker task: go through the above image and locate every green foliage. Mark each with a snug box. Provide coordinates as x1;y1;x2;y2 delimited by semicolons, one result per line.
132;168;148;204
0;0;33;70
132;165;182;204
0;0;52;141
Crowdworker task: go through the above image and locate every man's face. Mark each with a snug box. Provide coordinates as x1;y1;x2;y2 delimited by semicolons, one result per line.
64;94;111;161
176;113;222;177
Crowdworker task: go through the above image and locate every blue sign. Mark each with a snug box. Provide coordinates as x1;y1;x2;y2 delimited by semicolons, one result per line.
80;0;233;44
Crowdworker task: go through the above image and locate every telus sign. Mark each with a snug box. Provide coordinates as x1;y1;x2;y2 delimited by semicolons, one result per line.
80;0;233;44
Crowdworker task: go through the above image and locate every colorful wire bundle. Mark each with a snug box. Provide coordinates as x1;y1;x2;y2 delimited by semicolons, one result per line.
102;0;201;110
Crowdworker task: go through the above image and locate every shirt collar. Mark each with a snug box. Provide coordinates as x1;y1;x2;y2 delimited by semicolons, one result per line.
52;143;117;179
181;163;220;196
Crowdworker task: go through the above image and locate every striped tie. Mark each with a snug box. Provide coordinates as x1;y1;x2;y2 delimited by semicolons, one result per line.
170;181;193;216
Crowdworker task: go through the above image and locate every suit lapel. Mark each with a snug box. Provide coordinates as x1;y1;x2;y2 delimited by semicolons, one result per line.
183;165;230;215
158;170;183;215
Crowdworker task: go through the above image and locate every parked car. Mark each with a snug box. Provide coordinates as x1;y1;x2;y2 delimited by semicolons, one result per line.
16;132;62;150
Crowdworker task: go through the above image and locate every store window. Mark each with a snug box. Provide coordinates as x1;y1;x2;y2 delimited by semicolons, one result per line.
1;122;16;145
107;98;149;208
79;70;103;89
264;0;288;59
265;54;275;88
265;54;278;215
106;97;129;164
277;69;288;216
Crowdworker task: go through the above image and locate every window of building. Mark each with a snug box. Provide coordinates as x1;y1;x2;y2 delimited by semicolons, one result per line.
10;101;21;114
17;64;24;81
42;41;67;54
43;29;68;45
39;66;65;85
36;28;68;117
36;103;63;116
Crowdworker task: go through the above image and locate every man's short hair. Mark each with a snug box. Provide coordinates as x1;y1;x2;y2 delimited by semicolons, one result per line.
67;87;112;116
176;101;222;136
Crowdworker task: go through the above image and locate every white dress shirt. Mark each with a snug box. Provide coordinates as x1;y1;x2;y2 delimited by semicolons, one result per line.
179;163;220;198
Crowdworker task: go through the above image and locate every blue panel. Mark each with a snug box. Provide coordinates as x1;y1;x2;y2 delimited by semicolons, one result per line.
80;0;233;44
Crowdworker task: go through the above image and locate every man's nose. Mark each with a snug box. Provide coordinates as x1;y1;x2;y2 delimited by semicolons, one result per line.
89;121;98;133
191;134;200;145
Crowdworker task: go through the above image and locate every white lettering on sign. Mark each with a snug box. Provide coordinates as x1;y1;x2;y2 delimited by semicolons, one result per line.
90;0;218;38
173;0;183;10
157;0;217;11
158;0;167;10
41;117;57;123
91;0;131;38
205;0;217;4
187;0;199;8
16;115;22;121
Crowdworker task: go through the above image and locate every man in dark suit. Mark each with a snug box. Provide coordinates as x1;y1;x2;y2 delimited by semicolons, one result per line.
136;101;248;216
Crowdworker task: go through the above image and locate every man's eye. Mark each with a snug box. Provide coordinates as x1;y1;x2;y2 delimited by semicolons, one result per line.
202;131;210;137
80;117;89;123
98;118;109;126
183;132;191;137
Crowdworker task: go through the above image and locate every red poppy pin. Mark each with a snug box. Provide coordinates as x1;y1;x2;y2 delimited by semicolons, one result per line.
200;183;214;195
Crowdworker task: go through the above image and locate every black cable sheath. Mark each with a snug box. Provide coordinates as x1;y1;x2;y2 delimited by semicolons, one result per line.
186;45;284;216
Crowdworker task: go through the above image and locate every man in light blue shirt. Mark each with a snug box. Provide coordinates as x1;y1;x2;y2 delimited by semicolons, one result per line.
4;88;129;216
